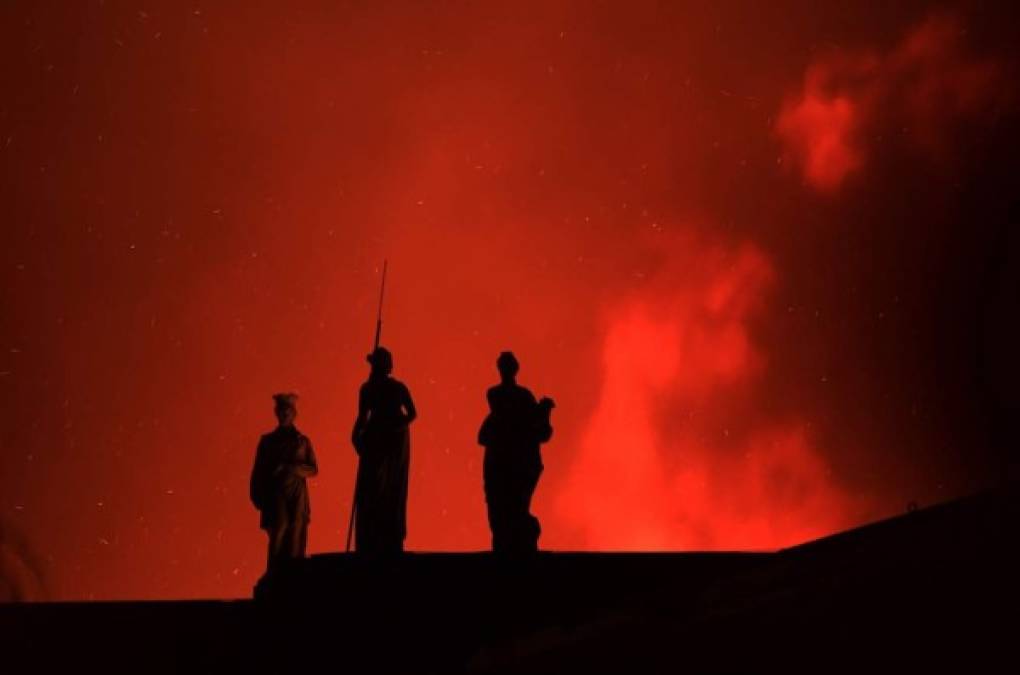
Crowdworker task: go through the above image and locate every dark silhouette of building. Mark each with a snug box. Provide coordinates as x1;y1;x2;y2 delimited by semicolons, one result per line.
249;393;318;572
478;351;554;553
351;347;417;553
6;487;1019;673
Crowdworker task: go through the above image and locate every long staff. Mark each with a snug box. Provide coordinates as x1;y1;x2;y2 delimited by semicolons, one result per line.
346;261;387;552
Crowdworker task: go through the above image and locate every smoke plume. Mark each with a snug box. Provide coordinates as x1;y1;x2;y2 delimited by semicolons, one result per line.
776;14;1005;192
554;232;859;549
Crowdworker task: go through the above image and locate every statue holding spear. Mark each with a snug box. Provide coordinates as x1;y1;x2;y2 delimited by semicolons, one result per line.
347;261;417;554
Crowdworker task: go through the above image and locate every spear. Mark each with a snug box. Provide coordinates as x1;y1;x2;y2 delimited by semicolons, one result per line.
372;260;388;353
346;260;387;553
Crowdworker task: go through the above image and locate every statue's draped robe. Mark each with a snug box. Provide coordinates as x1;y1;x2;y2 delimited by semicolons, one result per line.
353;376;415;554
249;426;318;568
478;383;553;552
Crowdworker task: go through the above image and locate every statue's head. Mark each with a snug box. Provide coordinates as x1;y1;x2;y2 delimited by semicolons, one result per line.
496;351;519;381
367;346;394;377
273;392;298;426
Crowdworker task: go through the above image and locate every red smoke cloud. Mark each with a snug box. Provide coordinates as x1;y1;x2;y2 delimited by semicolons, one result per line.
776;14;1003;192
554;233;858;550
3;2;1014;600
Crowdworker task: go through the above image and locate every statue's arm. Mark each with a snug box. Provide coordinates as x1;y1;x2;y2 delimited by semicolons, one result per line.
401;384;418;426
351;386;369;450
249;438;268;509
535;397;555;444
292;438;319;478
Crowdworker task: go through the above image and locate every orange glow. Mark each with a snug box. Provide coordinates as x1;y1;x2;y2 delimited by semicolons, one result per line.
1;3;1013;601
776;14;1003;192
776;81;865;193
555;236;856;550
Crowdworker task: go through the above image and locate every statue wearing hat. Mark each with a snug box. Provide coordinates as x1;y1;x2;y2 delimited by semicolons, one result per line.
350;347;417;553
250;392;318;572
478;351;555;553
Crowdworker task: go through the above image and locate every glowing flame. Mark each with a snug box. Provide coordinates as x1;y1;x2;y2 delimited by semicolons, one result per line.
554;236;856;550
776;14;1003;192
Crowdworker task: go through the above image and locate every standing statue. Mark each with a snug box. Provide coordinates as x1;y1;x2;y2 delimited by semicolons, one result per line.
351;347;417;554
478;351;554;553
250;392;319;572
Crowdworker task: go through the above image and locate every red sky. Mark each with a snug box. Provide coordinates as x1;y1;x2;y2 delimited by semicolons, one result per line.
1;1;1018;600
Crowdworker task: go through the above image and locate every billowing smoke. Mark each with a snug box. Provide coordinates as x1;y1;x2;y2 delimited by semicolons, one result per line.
776;14;1005;192
554;232;859;550
1;2;1016;599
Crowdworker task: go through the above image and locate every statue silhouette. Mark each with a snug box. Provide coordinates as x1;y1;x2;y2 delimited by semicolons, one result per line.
478;351;554;553
249;393;318;572
351;347;417;554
